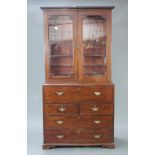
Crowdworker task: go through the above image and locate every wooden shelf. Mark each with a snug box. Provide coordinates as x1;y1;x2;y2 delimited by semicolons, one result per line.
83;55;104;57
83;64;106;67
84;72;105;76
51;55;73;57
48;23;72;26
51;64;73;67
50;73;74;78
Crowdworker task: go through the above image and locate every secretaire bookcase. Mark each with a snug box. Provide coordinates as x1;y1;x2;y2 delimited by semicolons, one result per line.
41;6;115;149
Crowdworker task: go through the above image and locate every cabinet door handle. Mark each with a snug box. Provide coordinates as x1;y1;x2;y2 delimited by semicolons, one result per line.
94;120;101;124
55;92;64;96
93;135;102;139
94;91;102;96
58;106;66;112
56;120;64;125
91;106;99;112
56;135;64;139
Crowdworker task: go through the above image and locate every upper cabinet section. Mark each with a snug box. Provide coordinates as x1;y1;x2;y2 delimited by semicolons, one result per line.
41;8;113;83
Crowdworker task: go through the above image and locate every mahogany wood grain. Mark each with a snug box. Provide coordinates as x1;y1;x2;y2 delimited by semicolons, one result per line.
43;84;114;102
43;86;77;102
80;103;113;115
44;134;113;144
44;115;113;129
44;128;112;135
44;104;78;115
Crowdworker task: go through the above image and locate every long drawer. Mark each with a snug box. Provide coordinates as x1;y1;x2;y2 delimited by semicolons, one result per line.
44;115;113;129
44;128;113;143
43;85;114;102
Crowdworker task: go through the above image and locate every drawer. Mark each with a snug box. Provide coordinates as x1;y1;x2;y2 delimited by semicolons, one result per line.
77;86;114;102
80;103;113;115
44;115;113;129
44;104;78;115
44;129;113;143
43;85;114;102
44;128;112;135
43;86;77;102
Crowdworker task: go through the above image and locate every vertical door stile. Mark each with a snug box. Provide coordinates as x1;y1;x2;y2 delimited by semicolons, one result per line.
73;10;78;81
77;11;83;81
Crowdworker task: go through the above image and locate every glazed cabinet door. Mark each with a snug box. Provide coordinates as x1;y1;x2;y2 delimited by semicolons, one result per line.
44;10;78;82
78;9;112;83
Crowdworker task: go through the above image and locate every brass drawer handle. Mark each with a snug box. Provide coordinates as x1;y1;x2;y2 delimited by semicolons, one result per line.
56;135;64;139
93;135;102;139
91;106;99;112
56;120;64;125
55;92;64;96
58;106;66;112
94;120;101;124
94;91;102;96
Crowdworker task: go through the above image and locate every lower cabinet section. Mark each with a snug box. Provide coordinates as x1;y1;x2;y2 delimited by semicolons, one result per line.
42;84;115;149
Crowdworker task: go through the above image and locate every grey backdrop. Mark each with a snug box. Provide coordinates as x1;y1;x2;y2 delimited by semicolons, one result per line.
27;0;128;155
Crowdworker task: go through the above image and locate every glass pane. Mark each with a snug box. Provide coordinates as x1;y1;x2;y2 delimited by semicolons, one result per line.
83;15;107;76
48;16;74;77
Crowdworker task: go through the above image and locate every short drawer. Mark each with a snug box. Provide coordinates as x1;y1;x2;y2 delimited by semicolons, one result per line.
44;104;78;115
43;86;77;102
80;103;113;115
44;115;113;129
44;129;113;143
77;86;114;102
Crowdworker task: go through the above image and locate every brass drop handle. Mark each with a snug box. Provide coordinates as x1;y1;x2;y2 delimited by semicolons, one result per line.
91;105;99;112
94;91;102;96
56;135;64;139
94;120;101;124
58;106;66;112
93;135;102;139
55;92;64;96
56;120;64;125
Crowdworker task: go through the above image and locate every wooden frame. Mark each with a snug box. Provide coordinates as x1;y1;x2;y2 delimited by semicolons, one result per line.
78;9;112;83
43;10;78;83
42;8;113;83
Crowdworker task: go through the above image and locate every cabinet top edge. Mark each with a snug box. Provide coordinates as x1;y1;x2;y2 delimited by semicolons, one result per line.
40;6;115;10
42;82;114;86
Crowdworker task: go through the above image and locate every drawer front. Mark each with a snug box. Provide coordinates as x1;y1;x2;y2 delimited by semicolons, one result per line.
43;86;77;102
80;103;113;115
77;86;113;102
44;128;112;135
44;104;78;115
44;131;113;143
44;115;113;129
43;85;114;102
